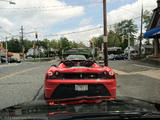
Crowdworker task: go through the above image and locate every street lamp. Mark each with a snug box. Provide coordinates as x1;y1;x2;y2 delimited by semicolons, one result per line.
0;0;16;4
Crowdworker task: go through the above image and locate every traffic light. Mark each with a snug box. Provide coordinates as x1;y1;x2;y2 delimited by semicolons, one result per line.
121;35;125;43
35;32;38;39
0;43;3;48
90;40;94;48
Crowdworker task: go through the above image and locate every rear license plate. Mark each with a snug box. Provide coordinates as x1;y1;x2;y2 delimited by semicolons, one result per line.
75;85;88;91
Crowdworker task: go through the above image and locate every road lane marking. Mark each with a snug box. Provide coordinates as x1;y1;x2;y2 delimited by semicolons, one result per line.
0;67;40;80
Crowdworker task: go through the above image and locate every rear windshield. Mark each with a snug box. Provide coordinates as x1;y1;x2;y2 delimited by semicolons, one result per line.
66;55;86;60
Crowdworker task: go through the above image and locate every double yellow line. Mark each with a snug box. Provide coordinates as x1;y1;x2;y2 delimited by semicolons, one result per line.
0;67;39;80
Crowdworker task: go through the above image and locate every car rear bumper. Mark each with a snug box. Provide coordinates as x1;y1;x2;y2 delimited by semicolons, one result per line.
45;96;115;105
45;79;116;105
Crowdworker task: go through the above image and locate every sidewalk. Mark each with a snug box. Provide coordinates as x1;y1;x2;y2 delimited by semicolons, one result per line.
140;57;160;66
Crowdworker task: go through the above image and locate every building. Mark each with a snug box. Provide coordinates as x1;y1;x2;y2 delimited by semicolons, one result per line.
26;48;39;56
0;47;5;57
26;47;45;56
144;0;160;57
124;45;153;55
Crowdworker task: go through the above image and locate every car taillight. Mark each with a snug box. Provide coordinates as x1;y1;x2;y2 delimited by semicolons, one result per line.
48;71;53;76
109;70;114;76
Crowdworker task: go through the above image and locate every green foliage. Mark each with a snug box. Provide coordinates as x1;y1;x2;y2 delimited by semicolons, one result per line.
115;19;138;49
143;10;152;30
92;36;103;50
90;19;138;51
7;39;22;53
3;37;87;56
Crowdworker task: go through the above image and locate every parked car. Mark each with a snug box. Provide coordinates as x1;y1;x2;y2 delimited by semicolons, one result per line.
114;54;125;60
9;58;21;63
1;57;6;63
1;57;21;63
108;54;115;60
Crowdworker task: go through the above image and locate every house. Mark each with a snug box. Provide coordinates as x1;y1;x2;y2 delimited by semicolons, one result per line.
144;0;160;57
124;45;153;55
0;47;5;57
26;48;39;56
0;45;13;57
26;47;45;56
124;46;137;54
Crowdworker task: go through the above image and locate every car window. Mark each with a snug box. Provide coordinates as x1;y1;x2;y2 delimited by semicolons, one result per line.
66;55;86;60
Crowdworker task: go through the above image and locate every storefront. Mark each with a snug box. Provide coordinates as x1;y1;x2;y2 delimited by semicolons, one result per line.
144;0;160;57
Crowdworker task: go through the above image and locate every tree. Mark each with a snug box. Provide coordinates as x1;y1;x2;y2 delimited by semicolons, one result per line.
7;38;22;53
23;39;33;53
108;30;121;47
50;39;58;49
78;42;86;48
92;36;103;50
115;19;138;49
143;10;152;30
59;37;70;51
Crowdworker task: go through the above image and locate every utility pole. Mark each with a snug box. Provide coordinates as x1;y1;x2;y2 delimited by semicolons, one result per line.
48;43;49;58
0;41;2;63
21;26;25;61
139;3;143;56
35;32;40;60
128;34;131;60
5;36;8;64
103;0;108;66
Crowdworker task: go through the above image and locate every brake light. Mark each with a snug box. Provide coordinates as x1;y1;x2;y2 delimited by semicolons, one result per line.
48;71;53;76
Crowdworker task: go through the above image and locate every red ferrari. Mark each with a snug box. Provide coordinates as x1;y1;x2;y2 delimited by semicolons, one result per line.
44;55;116;105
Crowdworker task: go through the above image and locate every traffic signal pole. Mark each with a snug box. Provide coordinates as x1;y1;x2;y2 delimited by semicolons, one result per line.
139;3;143;56
5;36;8;64
103;0;108;66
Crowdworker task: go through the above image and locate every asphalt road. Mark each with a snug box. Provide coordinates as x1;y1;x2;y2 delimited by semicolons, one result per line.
0;60;159;109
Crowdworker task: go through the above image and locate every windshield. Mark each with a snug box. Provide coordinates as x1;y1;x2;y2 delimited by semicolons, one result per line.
0;0;160;119
66;55;87;60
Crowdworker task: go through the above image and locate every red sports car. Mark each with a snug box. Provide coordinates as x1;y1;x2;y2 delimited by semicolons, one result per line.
44;55;116;105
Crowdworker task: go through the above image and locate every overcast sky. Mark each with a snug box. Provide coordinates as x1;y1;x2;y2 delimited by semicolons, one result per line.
0;0;157;46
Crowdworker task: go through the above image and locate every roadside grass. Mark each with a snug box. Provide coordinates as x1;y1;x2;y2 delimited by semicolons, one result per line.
26;58;54;62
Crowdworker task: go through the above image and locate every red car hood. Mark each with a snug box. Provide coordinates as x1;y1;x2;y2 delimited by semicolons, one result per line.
56;67;104;73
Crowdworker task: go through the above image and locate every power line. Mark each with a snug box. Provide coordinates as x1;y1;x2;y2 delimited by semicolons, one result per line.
0;1;102;10
47;26;103;37
45;15;141;37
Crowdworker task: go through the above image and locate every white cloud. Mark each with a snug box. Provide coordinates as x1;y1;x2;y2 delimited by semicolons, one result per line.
51;0;157;46
80;18;92;25
108;0;156;25
0;17;13;30
0;0;157;46
51;25;103;46
0;0;84;37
